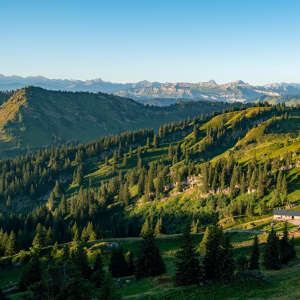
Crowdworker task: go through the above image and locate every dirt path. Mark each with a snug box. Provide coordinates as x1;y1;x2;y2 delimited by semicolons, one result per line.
226;229;265;234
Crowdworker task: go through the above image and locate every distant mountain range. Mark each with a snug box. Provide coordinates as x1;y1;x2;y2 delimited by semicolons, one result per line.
1;74;300;105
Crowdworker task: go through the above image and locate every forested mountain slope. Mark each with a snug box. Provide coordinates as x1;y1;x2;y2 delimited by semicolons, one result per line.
1;102;300;298
0;86;235;158
0;102;299;245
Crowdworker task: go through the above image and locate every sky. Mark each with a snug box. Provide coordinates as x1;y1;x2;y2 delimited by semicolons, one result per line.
0;0;300;85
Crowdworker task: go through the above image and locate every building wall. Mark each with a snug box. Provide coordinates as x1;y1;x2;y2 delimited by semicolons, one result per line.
274;215;300;220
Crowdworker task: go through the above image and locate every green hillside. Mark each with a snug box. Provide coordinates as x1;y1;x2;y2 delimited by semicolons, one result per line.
0;103;298;223
1;102;300;298
0;86;236;158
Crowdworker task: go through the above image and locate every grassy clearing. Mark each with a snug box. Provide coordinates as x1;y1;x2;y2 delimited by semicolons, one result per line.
2;229;300;299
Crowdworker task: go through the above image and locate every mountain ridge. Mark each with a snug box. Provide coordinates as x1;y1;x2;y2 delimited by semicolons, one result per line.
1;74;300;105
0;86;236;158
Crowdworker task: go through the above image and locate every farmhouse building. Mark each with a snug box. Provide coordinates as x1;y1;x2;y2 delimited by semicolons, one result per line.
273;209;300;221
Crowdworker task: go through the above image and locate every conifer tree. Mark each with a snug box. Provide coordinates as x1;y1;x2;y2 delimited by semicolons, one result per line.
240;173;246;194
81;227;89;242
175;224;201;286
276;170;282;191
47;192;55;211
51;242;58;258
140;218;152;236
6;196;11;208
58;194;68;215
220;167;226;191
5;231;16;256
279;222;295;264
45;228;53;246
137;171;145;196
191;219;200;234
100;272;121;300
220;236;234;281
146;171;155;197
263;228;280;270
236;254;248;272
154;218;163;236
32;224;46;249
61;244;70;264
87;222;97;241
153;135;158;148
199;226;210;253
71;244;91;279
193;125;199;141
91;252;105;287
109;248;129;277
289;236;296;261
72;223;80;242
122;154;127;167
135;229;166;279
19;254;41;291
155;176;164;199
202;224;224;280
281;175;288;206
137;157;143;169
121;182;130;206
126;251;135;275
249;235;259;270
58;272;94;300
53;180;61;198
279;222;289;265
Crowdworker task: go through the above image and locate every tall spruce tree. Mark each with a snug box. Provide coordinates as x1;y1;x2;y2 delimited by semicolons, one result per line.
202;224;225;281
279;222;295;264
263;228;280;270
175;224;201;286
91;252;105;287
279;222;290;264
58;272;94;300
32;224;46;249
70;244;91;279
100;272;121;300
154;218;163;236
5;231;16;256
289;236;296;261
140;218;152;236
220;236;234;281
109;248;129;278
72;223;80;242
249;235;260;270
135;229;166;279
126;251;135;275
19;254;42;291
199;226;210;253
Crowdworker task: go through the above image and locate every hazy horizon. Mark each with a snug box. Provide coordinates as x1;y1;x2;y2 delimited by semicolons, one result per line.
0;72;299;87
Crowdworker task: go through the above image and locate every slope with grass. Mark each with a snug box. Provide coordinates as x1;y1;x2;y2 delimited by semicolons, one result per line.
0;87;236;158
1;103;300;298
2;227;300;300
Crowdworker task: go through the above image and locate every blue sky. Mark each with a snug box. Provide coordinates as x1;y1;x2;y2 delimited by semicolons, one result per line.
0;0;300;84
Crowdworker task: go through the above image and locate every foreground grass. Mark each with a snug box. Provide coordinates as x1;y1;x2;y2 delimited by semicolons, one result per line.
121;254;300;300
2;228;300;299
